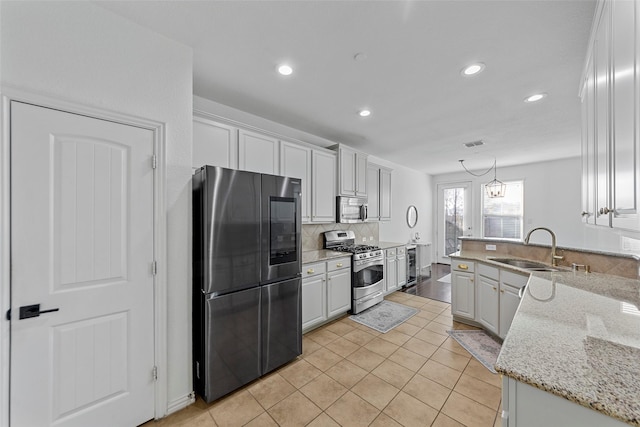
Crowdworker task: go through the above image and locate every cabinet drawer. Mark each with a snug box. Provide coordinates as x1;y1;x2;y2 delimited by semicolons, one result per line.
453;259;475;273
397;247;406;256
303;262;326;278
327;257;351;272
478;263;499;281
386;248;397;258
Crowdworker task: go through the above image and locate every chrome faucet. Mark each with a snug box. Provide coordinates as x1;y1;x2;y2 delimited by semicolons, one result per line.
524;227;564;267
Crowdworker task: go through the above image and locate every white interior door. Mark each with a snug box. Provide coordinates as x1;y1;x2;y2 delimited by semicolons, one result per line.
437;182;472;264
10;102;155;427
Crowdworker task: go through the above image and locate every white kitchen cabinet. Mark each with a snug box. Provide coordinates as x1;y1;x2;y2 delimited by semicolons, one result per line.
366;163;393;222
311;150;337;223
192;116;238;170
384;246;406;293
379;167;392;221
451;260;475;320
238;129;279;174
302;257;351;332
385;249;398;293
327;258;351;317
499;270;528;339
302;262;327;332
396;247;407;288
581;0;640;231
477;264;499;335
280;141;311;223
367;164;380;219
336;145;368;197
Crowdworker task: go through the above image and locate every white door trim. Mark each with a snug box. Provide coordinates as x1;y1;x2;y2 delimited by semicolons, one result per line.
0;87;169;425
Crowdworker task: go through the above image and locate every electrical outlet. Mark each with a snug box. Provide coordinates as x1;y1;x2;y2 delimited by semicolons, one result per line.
369;236;374;241
362;237;366;242
486;244;497;251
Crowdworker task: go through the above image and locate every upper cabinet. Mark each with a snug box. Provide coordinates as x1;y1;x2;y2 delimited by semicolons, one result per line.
192;116;238;170
336;145;368;197
281;141;337;224
581;0;640;231
280;141;312;223
311;150;337;223
366;163;393;221
238;129;279;175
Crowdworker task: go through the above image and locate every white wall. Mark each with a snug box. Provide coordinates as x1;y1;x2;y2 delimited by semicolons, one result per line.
370;156;433;246
432;156;640;255
1;1;193;418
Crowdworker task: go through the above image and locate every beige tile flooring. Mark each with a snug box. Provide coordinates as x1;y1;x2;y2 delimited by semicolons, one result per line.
146;292;502;427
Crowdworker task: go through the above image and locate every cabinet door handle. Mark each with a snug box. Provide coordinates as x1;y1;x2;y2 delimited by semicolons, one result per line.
500;289;505;294
599;207;612;215
470;278;474;283
458;264;468;270
336;263;343;268
307;269;314;274
492;286;497;291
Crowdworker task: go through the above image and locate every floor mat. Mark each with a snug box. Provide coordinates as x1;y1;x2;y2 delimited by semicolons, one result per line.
447;329;502;373
349;300;418;333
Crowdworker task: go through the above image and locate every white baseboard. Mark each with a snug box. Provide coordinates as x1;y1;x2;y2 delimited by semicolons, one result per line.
166;391;196;416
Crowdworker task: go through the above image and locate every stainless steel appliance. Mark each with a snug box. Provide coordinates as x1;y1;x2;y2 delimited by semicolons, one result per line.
192;166;302;403
407;244;417;286
337;196;368;223
323;230;384;314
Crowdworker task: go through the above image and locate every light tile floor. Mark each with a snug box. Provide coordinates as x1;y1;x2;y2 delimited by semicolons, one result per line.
144;292;502;427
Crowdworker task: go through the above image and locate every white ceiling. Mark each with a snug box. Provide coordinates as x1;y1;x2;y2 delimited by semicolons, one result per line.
96;0;596;175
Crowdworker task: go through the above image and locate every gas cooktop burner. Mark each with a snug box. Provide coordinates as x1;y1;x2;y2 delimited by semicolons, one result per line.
333;245;381;254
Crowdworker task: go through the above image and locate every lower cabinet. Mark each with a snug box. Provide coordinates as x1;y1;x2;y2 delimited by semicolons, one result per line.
327;259;351;317
384;246;406;294
451;259;476;320
477;264;500;334
302;257;351;332
451;259;528;338
499;270;528;339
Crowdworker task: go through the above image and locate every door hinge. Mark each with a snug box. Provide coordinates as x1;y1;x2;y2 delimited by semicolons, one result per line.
152;366;158;381
151;261;157;276
151;155;157;169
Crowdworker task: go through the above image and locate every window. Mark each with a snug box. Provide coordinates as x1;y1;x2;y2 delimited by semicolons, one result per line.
482;180;524;239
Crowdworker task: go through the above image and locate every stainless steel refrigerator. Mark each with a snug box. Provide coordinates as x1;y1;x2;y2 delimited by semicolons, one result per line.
192;166;302;403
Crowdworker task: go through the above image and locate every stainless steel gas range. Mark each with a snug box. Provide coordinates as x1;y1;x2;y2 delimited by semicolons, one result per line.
324;230;384;314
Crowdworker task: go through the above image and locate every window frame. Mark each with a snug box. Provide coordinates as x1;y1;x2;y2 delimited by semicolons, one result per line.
480;179;525;240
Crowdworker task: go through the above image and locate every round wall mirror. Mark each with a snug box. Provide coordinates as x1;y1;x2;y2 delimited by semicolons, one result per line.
406;205;418;228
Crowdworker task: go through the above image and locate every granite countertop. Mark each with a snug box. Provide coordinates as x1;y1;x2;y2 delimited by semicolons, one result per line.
378;241;407;250
494;270;640;426
302;249;350;264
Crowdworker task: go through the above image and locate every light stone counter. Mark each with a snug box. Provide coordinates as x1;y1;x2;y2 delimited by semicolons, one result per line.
451;251;640;424
302;249;349;264
495;270;640;426
378;241;407;250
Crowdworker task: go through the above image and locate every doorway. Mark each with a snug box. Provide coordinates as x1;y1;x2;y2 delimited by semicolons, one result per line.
436;182;472;264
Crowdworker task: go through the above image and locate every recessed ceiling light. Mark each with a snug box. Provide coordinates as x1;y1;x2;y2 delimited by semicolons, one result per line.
524;93;547;103
358;109;371;117
461;62;486;76
278;64;293;76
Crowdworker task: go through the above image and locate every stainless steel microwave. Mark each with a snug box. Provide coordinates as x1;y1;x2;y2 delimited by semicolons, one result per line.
337;196;368;223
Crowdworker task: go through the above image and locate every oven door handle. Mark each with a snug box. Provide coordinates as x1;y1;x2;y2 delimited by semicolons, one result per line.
354;258;384;271
358;291;384;305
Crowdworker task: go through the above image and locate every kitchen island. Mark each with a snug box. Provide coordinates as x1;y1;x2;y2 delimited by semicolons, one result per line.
495;269;640;426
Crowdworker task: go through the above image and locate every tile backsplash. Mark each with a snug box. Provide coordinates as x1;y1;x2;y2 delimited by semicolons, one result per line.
302;223;379;251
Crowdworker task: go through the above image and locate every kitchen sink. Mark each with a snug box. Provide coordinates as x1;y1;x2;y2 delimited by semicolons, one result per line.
488;258;559;272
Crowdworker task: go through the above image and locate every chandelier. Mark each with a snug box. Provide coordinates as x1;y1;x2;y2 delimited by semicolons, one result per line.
459;158;506;198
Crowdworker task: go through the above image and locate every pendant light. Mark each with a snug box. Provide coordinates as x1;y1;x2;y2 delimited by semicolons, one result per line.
459;158;506;198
